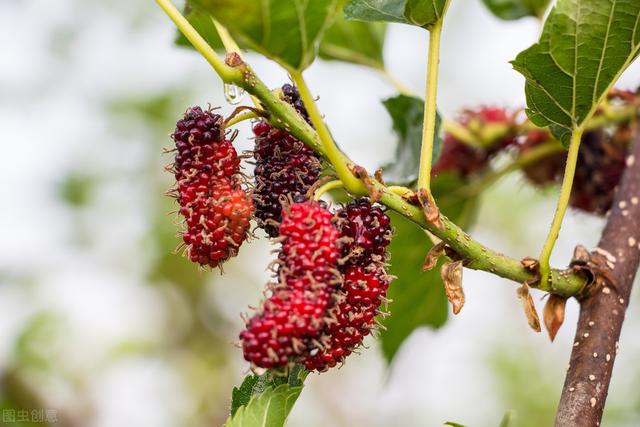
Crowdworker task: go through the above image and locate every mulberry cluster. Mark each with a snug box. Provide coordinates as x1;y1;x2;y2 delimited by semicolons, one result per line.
433;106;517;177
302;199;392;372
252;85;322;237
240;201;341;369
240;198;393;372
519;128;630;215
170;106;252;267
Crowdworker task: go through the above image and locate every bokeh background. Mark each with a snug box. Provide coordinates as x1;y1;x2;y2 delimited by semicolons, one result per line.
2;0;640;426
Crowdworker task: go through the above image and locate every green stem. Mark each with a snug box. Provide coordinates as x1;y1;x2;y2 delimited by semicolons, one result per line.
387;185;415;197
155;0;241;83
290;71;363;193
538;128;585;287
210;18;261;108
211;18;240;55
417;20;444;191
441;119;484;148
313;180;345;200
225;111;258;127
381;69;416;97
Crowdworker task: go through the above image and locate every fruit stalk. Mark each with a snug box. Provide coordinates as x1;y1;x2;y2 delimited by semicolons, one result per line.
539;128;584;286
417;20;444;192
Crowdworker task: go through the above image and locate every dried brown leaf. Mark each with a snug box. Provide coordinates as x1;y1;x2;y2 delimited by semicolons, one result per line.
543;294;567;341
422;241;446;272
517;283;541;332
418;188;443;229
441;261;464;315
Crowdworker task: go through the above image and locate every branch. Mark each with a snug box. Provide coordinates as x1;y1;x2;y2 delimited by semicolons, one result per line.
157;1;587;296
556;130;640;426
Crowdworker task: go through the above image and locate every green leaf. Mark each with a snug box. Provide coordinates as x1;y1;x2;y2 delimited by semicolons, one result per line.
404;0;449;28
319;12;387;69
344;0;407;25
381;174;478;363
481;0;550;20
230;365;307;416
512;0;640;144
444;422;467;427
381;95;441;185
225;383;304;427
192;0;343;71
344;0;450;29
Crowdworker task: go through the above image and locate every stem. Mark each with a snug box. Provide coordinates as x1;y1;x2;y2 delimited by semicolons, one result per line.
211;18;240;54
538;128;584;287
441;119;488;148
290;71;363;193
211;18;261;108
381;69;416;96
313;180;344;200
155;0;241;83
387;185;415;197
417;20;444;191
225;111;258;127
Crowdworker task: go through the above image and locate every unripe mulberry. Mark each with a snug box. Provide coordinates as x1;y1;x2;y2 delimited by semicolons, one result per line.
240;201;341;369
519;130;564;185
570;129;627;215
432;134;491;177
170;106;252;268
252;85;322;237
433;106;516;177
519;128;631;215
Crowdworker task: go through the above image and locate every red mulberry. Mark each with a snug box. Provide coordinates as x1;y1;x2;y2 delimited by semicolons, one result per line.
302;199;392;372
170;106;252;268
240;201;341;369
302;266;389;372
336;198;392;268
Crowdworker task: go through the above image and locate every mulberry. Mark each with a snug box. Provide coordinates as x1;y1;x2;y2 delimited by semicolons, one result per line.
240;201;341;369
252;85;322;237
170;106;252;268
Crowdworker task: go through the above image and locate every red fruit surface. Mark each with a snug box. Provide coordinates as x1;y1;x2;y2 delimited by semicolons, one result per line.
170;106;252;268
241;201;341;369
302;266;389;372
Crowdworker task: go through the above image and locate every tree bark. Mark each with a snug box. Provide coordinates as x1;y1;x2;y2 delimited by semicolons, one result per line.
555;132;640;426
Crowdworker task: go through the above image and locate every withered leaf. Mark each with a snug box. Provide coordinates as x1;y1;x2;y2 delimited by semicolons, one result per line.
418;188;443;229
543;294;566;341
517;283;541;332
422;241;446;272
441;261;464;315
